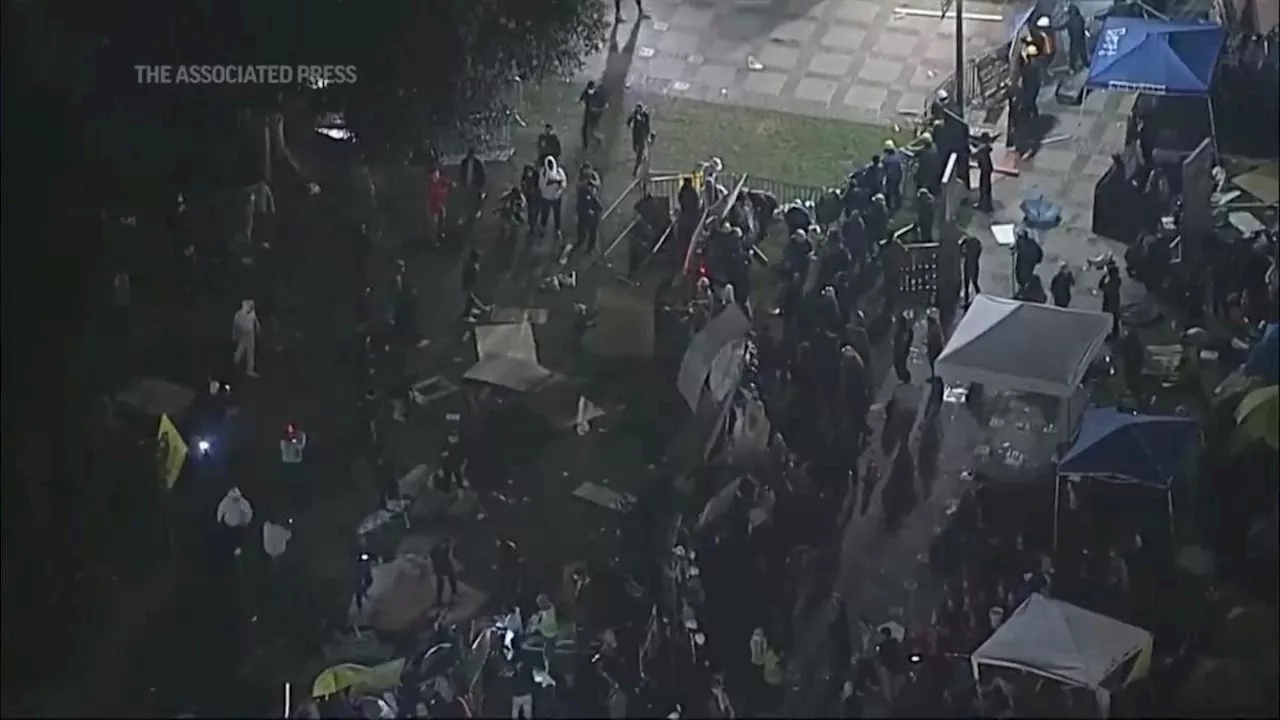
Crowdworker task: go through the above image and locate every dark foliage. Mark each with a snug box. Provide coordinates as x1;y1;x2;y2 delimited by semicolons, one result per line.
17;0;607;193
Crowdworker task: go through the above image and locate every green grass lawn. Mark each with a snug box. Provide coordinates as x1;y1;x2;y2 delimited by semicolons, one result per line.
512;81;908;304
518;81;904;187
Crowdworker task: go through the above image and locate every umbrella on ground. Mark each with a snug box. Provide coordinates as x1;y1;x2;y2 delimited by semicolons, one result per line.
1234;384;1279;451
1019;195;1062;229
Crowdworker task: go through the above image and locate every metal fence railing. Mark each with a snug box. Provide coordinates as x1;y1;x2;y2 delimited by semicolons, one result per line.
438;81;523;164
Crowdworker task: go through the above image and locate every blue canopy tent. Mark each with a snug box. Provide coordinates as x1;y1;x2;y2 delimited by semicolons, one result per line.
1086;17;1227;150
1244;323;1279;385
1053;408;1200;546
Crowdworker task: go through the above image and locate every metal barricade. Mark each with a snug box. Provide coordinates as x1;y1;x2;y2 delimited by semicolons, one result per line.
438;82;522;165
437;113;515;164
900;242;942;305
935;45;1013;115
598;170;703;261
722;174;832;206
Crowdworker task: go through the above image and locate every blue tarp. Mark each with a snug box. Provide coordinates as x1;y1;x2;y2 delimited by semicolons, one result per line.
1060;408;1200;489
1086;17;1226;96
1245;323;1279;384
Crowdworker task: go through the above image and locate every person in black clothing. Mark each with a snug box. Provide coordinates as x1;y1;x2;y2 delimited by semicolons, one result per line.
520;164;540;234
1099;261;1123;337
864;194;888;252
511;659;537;718
882;234;907;313
1065;4;1089;72
537;124;562;164
1014;229;1043;290
460;249;483;320
579;81;607;149
392;261;417;345
1050;261;1076;307
430;537;460;607
678;176;701;219
436;431;467;494
960;234;983;303
973;132;995;212
914;188;936;244
882;142;905;213
627;102;653;176
862;155;886;197
1005;88;1022;151
576;173;604;254
1015;273;1048;302
875;626;905;693
614;0;647;20
458;147;487;223
828;594;854;687
914;133;941;197
892;313;914;384
1019;49;1043;118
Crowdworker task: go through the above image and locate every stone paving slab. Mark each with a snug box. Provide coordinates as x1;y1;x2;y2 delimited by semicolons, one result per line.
591;0;1014;124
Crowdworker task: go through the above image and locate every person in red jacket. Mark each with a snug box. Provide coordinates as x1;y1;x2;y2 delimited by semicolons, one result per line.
427;168;452;243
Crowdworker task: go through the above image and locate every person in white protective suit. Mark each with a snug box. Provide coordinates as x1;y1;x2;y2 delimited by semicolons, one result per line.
232;299;261;377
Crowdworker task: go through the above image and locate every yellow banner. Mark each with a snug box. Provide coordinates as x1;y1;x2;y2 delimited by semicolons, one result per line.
156;413;189;489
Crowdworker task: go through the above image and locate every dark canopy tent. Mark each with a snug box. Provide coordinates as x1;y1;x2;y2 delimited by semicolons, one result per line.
1087;17;1227;149
1054;408;1200;545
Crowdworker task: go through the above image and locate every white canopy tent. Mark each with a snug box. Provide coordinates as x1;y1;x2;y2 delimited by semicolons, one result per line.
936;296;1113;398
971;593;1154;716
935;296;1112;437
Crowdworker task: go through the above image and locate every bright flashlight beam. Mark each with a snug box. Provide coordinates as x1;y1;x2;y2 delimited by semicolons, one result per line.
197;440;211;452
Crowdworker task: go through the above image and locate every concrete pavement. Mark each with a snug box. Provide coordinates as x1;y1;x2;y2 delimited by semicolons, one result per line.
783;82;1157;715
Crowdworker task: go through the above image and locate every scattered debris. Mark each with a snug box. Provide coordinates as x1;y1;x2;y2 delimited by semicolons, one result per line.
637;47;655;58
489;307;550;325
474;321;539;364
572;482;635;512
410;375;459;406
746;55;765;71
892;5;1002;20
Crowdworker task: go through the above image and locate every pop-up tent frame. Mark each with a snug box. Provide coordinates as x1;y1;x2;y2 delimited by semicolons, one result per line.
1053;407;1200;546
934;295;1113;437
972;593;1154;717
1086;16;1228;154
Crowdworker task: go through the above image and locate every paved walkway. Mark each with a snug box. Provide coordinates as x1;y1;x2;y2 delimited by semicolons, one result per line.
785;80;1151;710
584;0;1011;122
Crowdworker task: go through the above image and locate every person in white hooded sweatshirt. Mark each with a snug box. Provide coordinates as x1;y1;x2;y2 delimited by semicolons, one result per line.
538;155;567;238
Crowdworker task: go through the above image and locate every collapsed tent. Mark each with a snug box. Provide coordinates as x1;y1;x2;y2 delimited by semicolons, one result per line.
677;305;752;412
935;295;1112;399
971;593;1153;716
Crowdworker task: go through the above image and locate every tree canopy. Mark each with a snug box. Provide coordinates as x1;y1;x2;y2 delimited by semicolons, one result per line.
10;0;607;203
